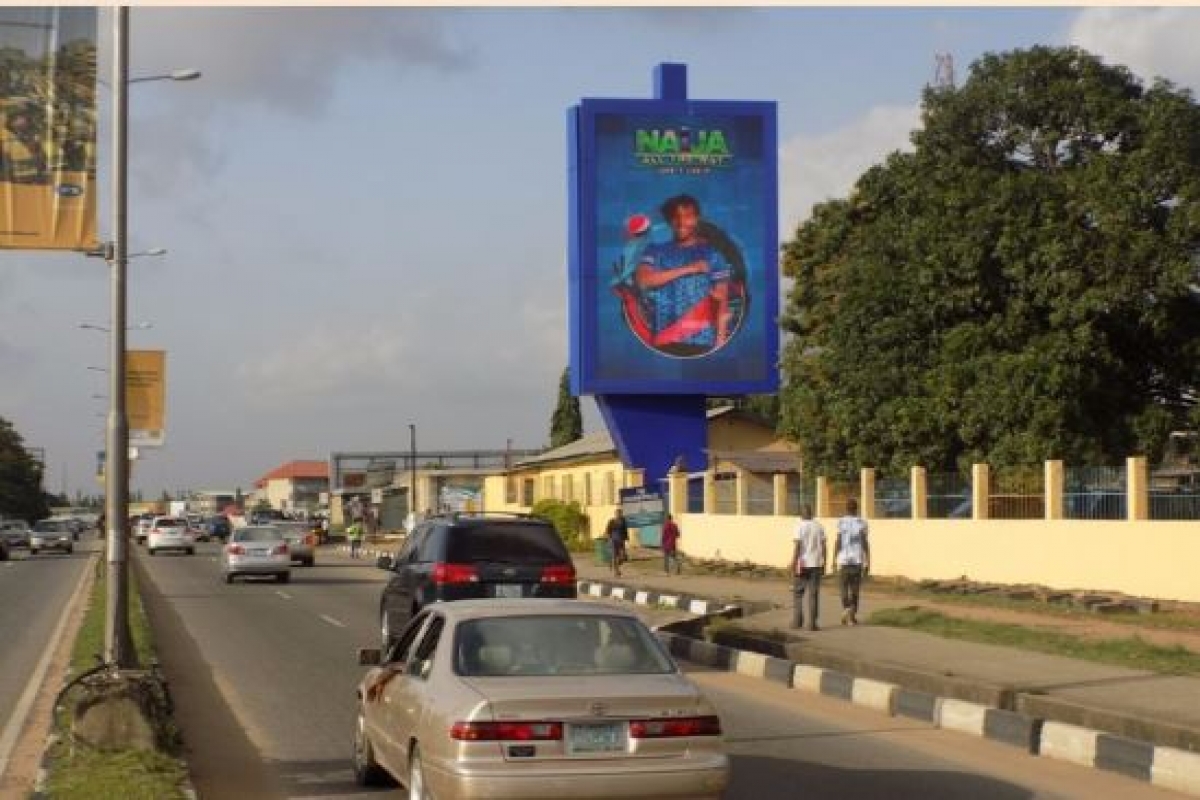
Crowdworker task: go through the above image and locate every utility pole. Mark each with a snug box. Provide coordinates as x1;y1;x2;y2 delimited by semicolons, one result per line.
409;424;418;519
104;5;135;668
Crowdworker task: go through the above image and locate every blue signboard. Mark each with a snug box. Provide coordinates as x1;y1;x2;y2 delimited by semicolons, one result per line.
569;94;779;396
619;486;665;548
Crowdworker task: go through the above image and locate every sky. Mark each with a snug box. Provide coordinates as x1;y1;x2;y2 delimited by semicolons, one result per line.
3;6;1200;498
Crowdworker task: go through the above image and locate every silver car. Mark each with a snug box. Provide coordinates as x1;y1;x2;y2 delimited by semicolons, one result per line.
277;522;316;567
221;526;291;584
1;520;31;549
30;520;74;555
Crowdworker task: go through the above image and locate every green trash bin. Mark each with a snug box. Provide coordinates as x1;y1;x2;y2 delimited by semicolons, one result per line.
595;537;612;566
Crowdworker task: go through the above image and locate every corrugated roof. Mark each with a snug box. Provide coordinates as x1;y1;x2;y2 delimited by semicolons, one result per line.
709;449;802;473
513;432;616;468
255;460;329;488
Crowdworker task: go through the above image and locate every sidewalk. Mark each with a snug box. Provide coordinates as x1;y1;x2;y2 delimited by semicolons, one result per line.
576;553;1200;752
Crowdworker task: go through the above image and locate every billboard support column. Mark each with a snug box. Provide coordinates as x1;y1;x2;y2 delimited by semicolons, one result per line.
597;394;707;488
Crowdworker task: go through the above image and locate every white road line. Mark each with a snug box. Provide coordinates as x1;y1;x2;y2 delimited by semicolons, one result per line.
319;614;346;628
0;554;96;781
276;591;292;600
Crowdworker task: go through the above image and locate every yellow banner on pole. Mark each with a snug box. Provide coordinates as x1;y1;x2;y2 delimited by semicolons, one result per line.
126;349;166;447
0;7;98;250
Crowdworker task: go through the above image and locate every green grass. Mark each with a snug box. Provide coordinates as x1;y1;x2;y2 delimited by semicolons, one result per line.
871;606;1200;675
45;558;188;800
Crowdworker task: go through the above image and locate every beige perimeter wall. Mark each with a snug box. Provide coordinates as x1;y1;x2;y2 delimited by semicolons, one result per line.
679;514;1200;603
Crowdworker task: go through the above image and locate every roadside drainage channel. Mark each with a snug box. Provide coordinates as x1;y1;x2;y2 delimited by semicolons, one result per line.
578;577;1200;798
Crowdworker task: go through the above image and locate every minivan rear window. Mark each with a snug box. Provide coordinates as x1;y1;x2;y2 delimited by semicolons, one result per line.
445;524;569;564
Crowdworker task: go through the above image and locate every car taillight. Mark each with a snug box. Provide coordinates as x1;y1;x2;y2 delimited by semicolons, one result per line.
629;716;722;738
451;721;563;741
305;534;316;546
433;562;479;584
272;543;289;556
227;544;245;555
540;564;576;584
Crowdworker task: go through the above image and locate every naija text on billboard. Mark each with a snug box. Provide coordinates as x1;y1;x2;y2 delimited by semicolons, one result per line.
0;7;98;250
570;99;778;395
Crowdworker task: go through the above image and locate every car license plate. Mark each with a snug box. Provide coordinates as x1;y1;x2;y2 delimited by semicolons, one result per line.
493;584;524;598
568;723;627;754
248;549;268;556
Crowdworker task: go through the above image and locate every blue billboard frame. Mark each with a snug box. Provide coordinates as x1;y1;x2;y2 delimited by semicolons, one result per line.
568;94;780;397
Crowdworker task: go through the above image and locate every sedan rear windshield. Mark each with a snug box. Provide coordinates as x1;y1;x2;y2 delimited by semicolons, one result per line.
232;527;282;542
454;615;674;677
155;519;185;527
33;522;67;532
445;524;569;564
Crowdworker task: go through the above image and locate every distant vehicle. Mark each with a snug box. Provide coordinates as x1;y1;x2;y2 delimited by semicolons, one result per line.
205;515;233;542
375;512;576;650
30;519;74;556
222;525;291;584
249;508;286;525
135;515;155;545
0;533;8;561
147;516;195;556
0;520;31;549
353;599;729;797
276;522;316;567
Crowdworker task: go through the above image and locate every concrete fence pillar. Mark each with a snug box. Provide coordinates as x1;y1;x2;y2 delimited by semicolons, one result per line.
1045;460;1065;520
772;473;788;516
667;469;688;518
735;469;750;516
625;468;645;489
860;467;877;518
971;463;990;521
815;476;831;518
1127;456;1149;521
703;470;717;515
911;466;927;520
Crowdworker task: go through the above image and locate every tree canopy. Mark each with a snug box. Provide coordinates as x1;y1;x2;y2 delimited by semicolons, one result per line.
549;367;583;449
0;415;49;522
781;46;1200;475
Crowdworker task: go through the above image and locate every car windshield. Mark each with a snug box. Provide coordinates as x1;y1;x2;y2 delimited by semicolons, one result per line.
156;519;185;528
34;521;66;532
446;524;569;564
233;527;282;543
454;615;675;678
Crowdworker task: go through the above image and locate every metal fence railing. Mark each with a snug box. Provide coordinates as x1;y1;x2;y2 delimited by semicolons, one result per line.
989;466;1044;519
873;476;912;519
1150;481;1200;520
746;479;775;516
927;472;972;519
712;473;737;515
1065;466;1126;520
784;474;816;517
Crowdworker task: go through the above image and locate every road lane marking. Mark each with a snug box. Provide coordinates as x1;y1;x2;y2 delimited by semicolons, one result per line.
0;553;97;781
275;591;292;600
319;614;346;628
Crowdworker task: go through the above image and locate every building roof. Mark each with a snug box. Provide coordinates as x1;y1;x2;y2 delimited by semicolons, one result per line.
254;460;329;489
708;449;802;474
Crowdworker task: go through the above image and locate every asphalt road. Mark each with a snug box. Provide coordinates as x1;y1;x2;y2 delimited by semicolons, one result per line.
136;543;1182;800
0;533;95;778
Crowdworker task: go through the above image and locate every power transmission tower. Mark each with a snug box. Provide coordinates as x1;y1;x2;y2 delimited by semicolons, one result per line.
934;52;956;90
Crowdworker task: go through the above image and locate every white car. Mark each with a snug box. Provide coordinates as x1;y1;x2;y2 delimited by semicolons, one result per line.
147;516;195;556
221;526;291;584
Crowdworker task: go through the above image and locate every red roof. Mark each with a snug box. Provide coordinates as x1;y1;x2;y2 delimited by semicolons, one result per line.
254;460;329;488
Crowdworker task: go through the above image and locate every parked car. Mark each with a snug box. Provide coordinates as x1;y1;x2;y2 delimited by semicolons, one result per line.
353;599;729;798
135;515;155;546
0;534;8;561
221;525;291;584
375;512;576;650
277;522;316;567
30;519;74;555
147;516;195;556
205;515;233;542
0;520;31;549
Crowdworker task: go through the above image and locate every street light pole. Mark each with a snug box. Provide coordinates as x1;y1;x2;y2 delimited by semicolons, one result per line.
104;5;134;668
409;424;418;519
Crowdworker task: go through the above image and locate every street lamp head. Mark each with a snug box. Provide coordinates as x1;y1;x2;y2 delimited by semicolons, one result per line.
141;247;168;257
170;68;201;82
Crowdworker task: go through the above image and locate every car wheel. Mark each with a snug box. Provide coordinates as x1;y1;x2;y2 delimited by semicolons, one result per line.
303;557;314;567
224;573;235;584
30;549;38;556
149;548;157;556
408;744;430;800
186;548;195;556
65;547;73;555
353;710;393;787
278;572;291;584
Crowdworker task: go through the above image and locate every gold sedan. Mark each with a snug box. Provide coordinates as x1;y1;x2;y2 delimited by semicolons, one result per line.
354;599;729;799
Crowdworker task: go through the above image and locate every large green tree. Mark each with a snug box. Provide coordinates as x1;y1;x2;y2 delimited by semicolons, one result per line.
549;367;583;448
0;416;49;522
781;46;1200;475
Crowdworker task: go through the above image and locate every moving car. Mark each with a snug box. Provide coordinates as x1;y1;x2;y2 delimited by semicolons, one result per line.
30;519;74;555
221;525;291;584
376;512;577;649
135;515;155;546
277;521;316;567
1;519;31;549
205;515;233;542
147;516;195;556
0;534;8;561
353;599;729;799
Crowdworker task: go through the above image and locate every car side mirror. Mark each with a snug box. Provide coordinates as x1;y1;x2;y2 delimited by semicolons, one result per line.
358;648;382;666
375;555;394;571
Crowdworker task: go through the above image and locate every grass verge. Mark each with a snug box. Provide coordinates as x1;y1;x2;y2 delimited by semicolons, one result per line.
42;557;189;800
871;606;1200;675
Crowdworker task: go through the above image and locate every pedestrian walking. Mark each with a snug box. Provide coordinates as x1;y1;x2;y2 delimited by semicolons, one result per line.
347;520;364;559
605;509;630;577
661;514;682;575
791;504;826;630
833;498;870;625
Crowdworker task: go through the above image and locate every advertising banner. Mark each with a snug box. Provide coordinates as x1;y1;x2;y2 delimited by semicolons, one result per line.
0;7;98;250
126;350;166;447
619;486;665;548
570;99;778;395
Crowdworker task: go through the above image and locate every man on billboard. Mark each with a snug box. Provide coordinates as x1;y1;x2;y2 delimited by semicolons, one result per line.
614;194;748;358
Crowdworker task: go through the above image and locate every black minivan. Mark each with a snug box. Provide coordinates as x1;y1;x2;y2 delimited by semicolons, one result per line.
376;513;577;648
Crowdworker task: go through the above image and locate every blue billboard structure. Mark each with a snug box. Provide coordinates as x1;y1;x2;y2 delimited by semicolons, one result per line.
568;64;779;485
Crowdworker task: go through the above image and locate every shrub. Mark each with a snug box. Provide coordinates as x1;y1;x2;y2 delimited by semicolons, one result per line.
531;499;591;552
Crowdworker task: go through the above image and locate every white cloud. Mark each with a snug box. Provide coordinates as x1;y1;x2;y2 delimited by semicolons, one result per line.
1068;8;1200;92
779;104;921;232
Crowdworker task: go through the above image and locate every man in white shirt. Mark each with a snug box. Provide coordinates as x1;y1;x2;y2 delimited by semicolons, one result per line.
833;498;871;626
792;504;827;631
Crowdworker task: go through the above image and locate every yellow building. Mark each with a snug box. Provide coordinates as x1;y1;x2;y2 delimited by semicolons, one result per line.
483;407;799;538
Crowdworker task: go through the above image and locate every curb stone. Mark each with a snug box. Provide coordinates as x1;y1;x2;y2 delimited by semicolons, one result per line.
583;575;1200;797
